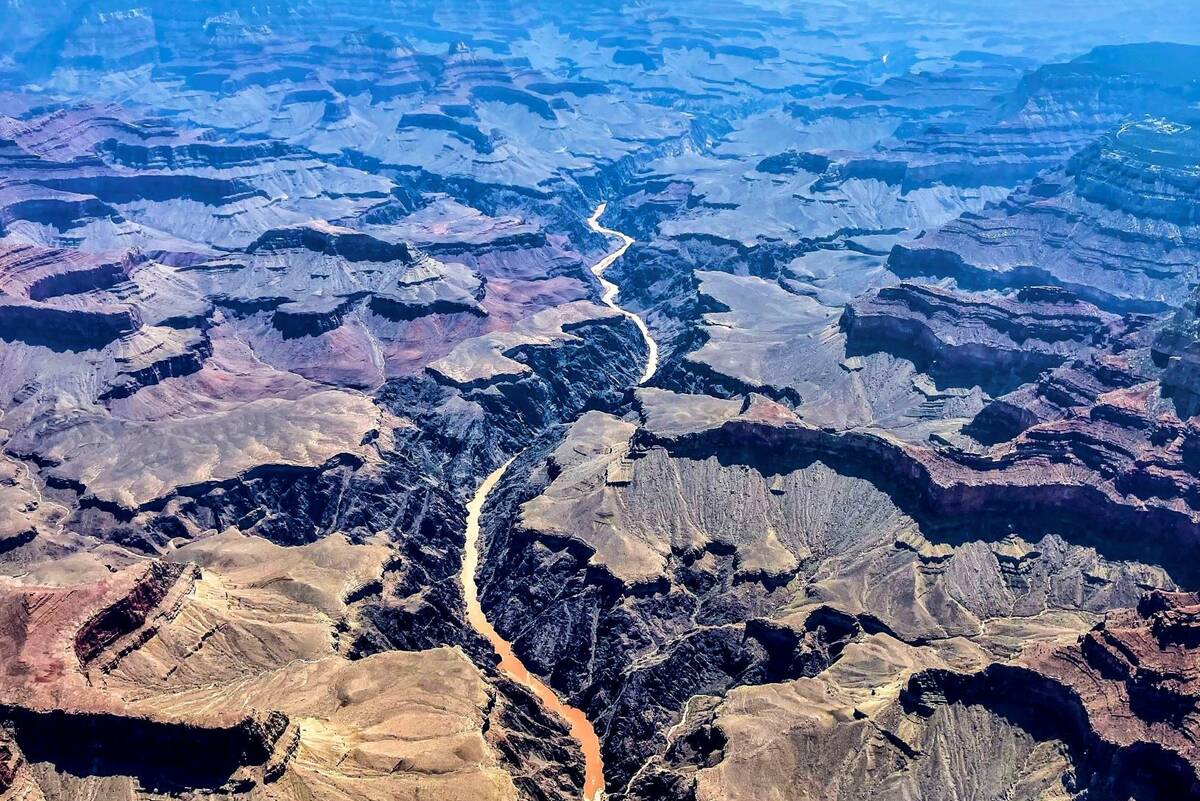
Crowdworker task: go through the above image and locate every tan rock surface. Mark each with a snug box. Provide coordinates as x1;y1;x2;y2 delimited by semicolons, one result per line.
34;391;380;508
0;530;526;801
428;301;622;387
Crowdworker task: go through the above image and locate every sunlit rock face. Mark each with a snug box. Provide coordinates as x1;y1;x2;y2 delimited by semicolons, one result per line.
1;2;1200;801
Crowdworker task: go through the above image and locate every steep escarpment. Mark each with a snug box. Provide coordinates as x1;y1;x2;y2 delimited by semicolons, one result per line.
902;589;1200;799
842;283;1117;390
477;427;874;786
74;560;194;666
643;392;1200;581
0;706;290;793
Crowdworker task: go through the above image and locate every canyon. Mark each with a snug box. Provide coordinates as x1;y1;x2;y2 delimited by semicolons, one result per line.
0;2;1198;800
462;205;656;801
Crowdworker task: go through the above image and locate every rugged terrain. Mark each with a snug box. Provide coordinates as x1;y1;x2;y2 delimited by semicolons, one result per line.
0;1;1198;800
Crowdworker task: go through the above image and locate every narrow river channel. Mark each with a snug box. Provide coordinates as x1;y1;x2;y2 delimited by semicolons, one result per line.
461;203;657;801
586;202;658;384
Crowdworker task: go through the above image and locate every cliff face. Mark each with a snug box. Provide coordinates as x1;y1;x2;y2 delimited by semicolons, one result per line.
0;706;290;793
842;282;1117;390
901;589;1200;799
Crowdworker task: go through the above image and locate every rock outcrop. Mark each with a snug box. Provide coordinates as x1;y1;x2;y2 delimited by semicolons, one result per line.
902;589;1200;798
843;283;1117;389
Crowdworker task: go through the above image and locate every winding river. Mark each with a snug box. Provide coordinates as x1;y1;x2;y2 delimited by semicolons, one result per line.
586;202;659;384
461;203;656;801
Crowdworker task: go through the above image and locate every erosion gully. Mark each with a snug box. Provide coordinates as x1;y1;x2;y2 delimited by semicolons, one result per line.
461;202;657;801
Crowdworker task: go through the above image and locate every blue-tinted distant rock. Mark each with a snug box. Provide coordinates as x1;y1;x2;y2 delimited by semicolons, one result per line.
890;114;1200;313
2;3;1200;801
843;283;1117;388
1069;116;1200;225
